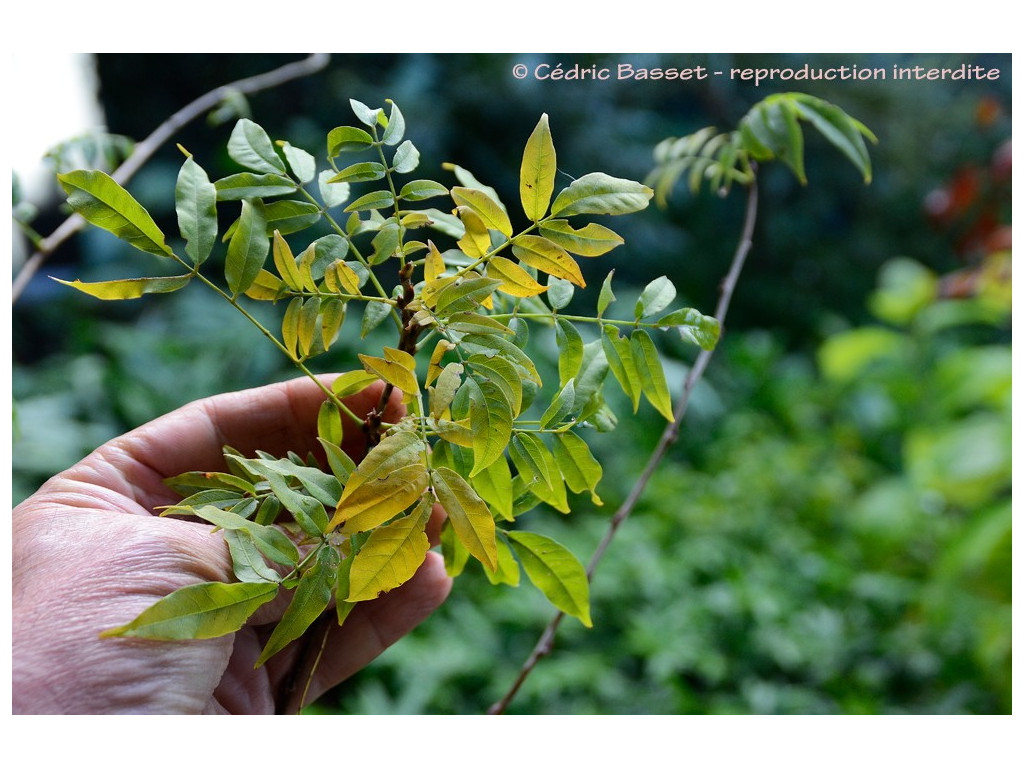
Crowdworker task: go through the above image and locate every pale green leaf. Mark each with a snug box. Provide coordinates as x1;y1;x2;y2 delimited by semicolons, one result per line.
539;219;623;257
328;161;386;183
507;531;591;627
214;172;296;200
224;528;282;584
452;186;513;238
398;179;448;201
597;270;616;317
327;125;374;157
318;169;351;208
175;155;217;266
471;456;514;522
392;140;420;174
279;141;317;184
468;378;513;476
657;308;721;350
635;275;677;320
345;190;395;213
631;329;674;420
602;325;641;412
550;172;653;217
58;169;174;258
381;100;405;146
540;379;576;429
228;119;286;174
552;431;604;505
484;538;521;587
546;275;574;310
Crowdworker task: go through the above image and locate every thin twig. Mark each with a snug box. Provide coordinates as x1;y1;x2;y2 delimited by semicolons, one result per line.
487;175;760;715
12;53;331;303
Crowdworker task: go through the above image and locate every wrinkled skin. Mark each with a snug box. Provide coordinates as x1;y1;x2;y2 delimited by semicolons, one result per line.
12;377;451;714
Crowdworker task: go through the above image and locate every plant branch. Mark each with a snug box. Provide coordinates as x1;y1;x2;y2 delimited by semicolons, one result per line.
12;53;332;304
487;174;759;715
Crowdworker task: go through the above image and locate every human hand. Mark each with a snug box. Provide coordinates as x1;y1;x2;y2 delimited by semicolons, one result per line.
12;377;452;714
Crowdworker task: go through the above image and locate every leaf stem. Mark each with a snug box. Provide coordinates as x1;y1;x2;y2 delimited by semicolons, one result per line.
487;173;759;715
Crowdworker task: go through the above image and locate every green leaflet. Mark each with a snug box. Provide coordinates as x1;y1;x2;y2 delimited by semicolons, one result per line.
631;329;674;421
53;275;192;301
508;432;554;492
224;528;282;584
58;169;174;258
552;431;604;505
228;118;286;174
635;275;677;320
546;276;574;310
215;172;296;200
550;172;653;217
225;199;269;295
520;113;556;222
451;186;512;238
189;504;300;566
555;318;584;389
467;377;513;476
460;334;542;386
657;308;721;351
471;456;514;522
347;498;432;601
442;162;505;209
100;581;279;640
327;125;374;157
398;179;448;201
279;141;317;184
392;141;420;174
381;100;406;146
256;546;339;667
484;538;521;587
345;190;395;213
467;355;523;416
440;519;470;577
507;531;592;627
176;155;217;266
329;161;387;183
597;270;616;318
540;379;576;429
431;467;498;571
602;325;641;412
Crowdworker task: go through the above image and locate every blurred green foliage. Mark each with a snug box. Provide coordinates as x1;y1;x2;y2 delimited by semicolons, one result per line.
12;53;1011;713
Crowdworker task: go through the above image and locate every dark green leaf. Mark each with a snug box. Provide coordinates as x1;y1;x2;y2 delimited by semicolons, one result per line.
215;172;296;200
225;199;269;295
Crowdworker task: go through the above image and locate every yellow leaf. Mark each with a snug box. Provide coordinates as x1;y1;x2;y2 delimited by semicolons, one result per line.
272;230;303;289
426;339;457;386
486;256;548;297
359;353;419;399
347;500;431;601
511;235;585;287
451;186;512;238
323;259;361;295
520;113;556;222
456;207;491;259
424;240;446;283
